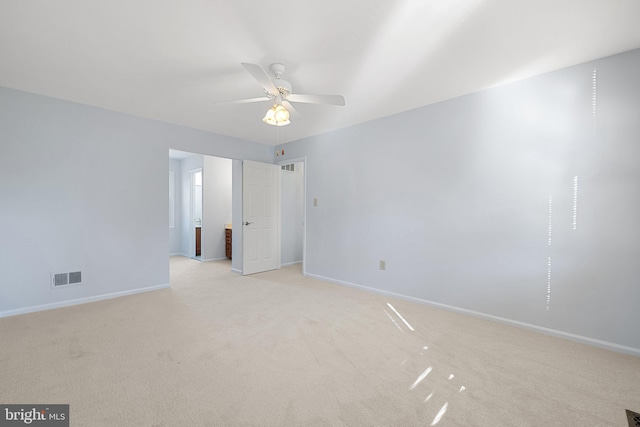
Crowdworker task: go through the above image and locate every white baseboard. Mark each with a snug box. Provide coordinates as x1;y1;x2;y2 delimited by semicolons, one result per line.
304;272;640;358
201;256;230;262
231;268;242;274
281;261;302;267
0;283;170;319
170;254;228;262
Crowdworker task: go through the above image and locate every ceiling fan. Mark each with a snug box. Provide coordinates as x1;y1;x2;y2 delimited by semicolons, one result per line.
216;63;346;126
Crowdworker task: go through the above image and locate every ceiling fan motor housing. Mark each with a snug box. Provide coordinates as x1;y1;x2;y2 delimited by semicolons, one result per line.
269;63;292;97
276;80;292;97
269;63;286;78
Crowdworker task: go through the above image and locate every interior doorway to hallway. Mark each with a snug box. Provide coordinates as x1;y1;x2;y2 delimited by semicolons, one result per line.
168;150;305;277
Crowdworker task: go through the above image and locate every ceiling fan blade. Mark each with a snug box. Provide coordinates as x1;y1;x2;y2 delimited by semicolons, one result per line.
287;93;345;106
213;96;271;105
241;63;278;96
282;100;300;117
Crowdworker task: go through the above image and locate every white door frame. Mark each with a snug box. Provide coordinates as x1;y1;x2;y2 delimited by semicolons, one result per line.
276;156;307;276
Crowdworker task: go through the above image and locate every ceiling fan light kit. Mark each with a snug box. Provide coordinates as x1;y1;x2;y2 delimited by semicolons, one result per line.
218;62;346;127
263;104;291;126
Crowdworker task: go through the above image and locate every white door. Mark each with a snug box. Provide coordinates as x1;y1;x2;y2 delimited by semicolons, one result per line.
243;160;281;275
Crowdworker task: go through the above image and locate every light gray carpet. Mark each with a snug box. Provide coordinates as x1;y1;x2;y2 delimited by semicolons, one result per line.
1;256;639;426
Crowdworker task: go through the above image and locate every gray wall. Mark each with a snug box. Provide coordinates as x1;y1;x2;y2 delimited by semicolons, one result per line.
179;154;204;257
169;159;182;255
278;48;640;353
281;162;304;265
0;86;272;316
202;155;232;261
231;160;243;273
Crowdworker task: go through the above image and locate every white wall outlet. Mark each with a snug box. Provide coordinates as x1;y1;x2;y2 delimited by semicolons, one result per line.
313;198;318;207
380;260;386;270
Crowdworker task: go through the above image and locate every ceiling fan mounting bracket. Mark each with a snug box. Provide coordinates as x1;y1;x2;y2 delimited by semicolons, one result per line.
269;63;286;79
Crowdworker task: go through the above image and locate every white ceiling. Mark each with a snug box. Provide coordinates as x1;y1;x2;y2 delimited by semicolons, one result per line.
2;1;640;146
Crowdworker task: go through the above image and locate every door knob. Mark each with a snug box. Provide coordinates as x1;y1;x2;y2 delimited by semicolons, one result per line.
244;221;253;226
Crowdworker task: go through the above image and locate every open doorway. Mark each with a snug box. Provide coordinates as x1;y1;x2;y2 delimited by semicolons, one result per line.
169;151;303;277
169;150;233;267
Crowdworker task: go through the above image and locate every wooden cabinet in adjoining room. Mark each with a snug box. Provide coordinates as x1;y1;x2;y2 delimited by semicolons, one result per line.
225;225;232;259
195;227;201;256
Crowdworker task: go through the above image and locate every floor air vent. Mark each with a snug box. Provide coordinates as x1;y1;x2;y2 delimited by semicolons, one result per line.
53;273;68;287
627;410;640;427
51;271;82;288
68;271;82;284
